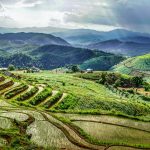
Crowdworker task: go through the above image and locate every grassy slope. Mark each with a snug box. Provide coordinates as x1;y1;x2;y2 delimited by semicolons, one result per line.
112;54;150;84
80;55;124;71
112;54;150;74
1;71;150;149
16;71;150;117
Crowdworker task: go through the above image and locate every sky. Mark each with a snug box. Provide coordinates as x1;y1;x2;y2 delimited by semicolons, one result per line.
0;0;150;32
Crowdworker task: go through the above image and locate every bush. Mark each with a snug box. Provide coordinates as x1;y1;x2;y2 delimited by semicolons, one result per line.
8;64;15;71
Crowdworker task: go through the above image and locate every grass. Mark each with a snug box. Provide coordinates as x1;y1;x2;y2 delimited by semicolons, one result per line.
112;54;150;76
74;121;150;146
13;71;150;117
56;113;150;132
16;86;39;101
4;84;28;99
43;91;63;108
26;120;81;149
0;71;150;149
29;87;52;106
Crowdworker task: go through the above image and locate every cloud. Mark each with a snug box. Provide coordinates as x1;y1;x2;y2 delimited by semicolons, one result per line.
0;16;18;27
0;0;149;32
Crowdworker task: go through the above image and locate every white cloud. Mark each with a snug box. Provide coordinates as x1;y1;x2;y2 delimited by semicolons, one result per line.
0;0;149;32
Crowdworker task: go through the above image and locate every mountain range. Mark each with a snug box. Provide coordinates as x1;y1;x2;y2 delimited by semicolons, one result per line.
0;27;150;57
54;29;150;56
0;32;124;70
0;28;149;70
0;32;70;53
87;39;150;56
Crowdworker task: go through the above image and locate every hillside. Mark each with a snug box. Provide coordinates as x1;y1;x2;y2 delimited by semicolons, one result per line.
0;45;124;70
30;45;125;70
88;39;150;56
0;70;149;149
112;54;150;76
80;55;124;71
0;32;70;53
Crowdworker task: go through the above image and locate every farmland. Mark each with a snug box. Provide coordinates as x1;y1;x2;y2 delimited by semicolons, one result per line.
0;70;150;149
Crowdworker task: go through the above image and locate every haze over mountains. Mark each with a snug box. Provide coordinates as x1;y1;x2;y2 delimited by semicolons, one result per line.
0;27;149;69
0;27;149;56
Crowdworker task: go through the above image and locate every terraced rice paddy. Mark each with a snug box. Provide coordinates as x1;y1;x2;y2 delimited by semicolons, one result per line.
0;71;150;149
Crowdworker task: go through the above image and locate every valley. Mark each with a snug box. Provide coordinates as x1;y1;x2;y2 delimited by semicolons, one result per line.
0;29;149;150
0;69;149;149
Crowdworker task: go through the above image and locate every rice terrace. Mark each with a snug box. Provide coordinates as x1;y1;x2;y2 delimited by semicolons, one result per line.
0;69;149;150
0;0;150;150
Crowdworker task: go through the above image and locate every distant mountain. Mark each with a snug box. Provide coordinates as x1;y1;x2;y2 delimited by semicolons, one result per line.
53;29;105;46
53;29;150;46
112;53;150;76
0;32;70;53
88;39;150;56
0;26;68;34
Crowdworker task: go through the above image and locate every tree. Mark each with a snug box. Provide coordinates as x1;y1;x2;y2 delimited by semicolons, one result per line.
132;76;143;88
71;65;80;73
8;64;15;71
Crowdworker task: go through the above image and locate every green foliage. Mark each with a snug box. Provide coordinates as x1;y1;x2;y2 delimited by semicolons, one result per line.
8;64;15;71
112;53;150;76
16;86;39;101
54;94;79;110
5;84;28;99
29;87;52;105
143;82;150;91
43;92;63;108
77;72;144;88
69;65;80;73
0;80;14;91
80;55;124;71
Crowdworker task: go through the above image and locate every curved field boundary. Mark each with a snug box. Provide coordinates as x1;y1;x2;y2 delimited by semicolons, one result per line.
0;106;149;150
50;93;67;109
23;86;43;103
16;86;39;101
71;119;150;134
38;90;58;107
42;92;64;109
50;113;150;150
40;112;105;150
28;87;52;106
0;80;14;91
4;84;29;99
123;58;150;77
8;108;105;149
0;82;20;95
